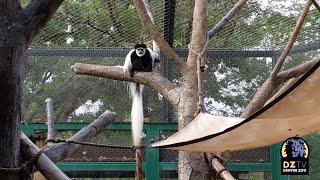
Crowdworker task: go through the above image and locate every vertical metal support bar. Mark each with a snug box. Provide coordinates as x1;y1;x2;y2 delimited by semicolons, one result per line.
164;0;176;46
272;51;278;68
162;0;176;122
145;125;160;180
270;144;288;180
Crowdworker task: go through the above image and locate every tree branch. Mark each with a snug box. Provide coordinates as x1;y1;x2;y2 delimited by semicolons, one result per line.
265;78;297;105
240;77;278;118
270;0;312;77
18;0;65;41
208;0;246;39
212;158;235;180
20;110;115;179
143;0;160;54
71;63;180;108
133;0;186;73
241;0;313;118
20;133;71;180
277;57;320;83
44;110;116;162
311;0;320;12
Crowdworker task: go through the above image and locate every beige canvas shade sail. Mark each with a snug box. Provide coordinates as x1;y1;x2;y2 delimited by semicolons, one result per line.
152;60;320;153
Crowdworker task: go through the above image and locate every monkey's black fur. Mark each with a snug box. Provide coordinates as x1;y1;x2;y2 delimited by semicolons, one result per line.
128;43;157;77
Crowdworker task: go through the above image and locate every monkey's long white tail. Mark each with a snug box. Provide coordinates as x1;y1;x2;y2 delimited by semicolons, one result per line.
130;83;144;146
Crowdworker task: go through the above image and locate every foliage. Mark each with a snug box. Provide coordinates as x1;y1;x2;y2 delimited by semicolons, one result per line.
23;0;319;121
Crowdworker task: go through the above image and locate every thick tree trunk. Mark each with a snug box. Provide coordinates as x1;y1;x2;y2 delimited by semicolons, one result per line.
178;69;208;179
178;0;210;179
0;0;65;179
0;28;27;179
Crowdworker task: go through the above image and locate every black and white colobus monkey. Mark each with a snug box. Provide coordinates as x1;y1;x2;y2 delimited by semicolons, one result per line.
123;43;159;146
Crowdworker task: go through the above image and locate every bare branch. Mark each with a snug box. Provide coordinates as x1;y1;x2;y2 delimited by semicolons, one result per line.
20;133;70;180
71;63;180;107
18;0;65;41
311;0;320;12
208;0;246;39
240;78;278;118
133;0;186;73
143;0;160;54
212;158;236;180
277;57;320;83
44;110;116;162
265;78;297;105
270;0;312;77
20;110;115;178
241;0;313;118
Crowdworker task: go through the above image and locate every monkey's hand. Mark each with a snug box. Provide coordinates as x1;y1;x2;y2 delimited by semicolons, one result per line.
129;70;134;77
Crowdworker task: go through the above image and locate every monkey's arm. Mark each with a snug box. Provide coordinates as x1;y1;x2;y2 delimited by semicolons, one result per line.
123;50;134;72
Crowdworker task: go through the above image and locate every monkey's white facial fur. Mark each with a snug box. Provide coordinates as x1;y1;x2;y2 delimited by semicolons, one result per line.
135;48;146;57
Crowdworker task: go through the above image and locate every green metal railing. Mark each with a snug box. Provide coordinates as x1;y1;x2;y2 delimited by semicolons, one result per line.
22;122;287;180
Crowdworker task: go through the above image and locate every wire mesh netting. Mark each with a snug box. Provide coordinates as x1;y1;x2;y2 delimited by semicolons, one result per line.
23;56;166;123
29;0;320;50
21;0;320;179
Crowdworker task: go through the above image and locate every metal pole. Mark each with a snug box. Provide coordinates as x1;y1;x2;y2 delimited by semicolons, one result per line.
162;0;176;122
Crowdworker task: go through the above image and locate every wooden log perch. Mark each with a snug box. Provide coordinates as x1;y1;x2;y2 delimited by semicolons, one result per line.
277;57;320;83
46;98;56;145
212;158;235;180
20;110;116;179
71;63;180;108
20;133;71;180
44;110;116;162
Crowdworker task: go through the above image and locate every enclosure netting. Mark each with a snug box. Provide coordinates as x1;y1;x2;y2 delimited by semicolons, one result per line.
22;0;320;179
27;0;319;50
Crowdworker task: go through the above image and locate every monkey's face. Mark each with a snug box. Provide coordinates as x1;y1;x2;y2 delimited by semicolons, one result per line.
135;47;146;57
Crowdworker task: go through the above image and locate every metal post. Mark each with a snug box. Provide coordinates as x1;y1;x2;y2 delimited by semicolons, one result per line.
270;144;288;180
162;0;176;122
272;51;278;68
145;125;160;180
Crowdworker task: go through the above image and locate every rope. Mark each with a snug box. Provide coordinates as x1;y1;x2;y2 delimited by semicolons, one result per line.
0;149;44;176
135;148;144;180
216;168;228;178
211;154;226;166
188;36;209;113
203;153;215;176
46;138;138;149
